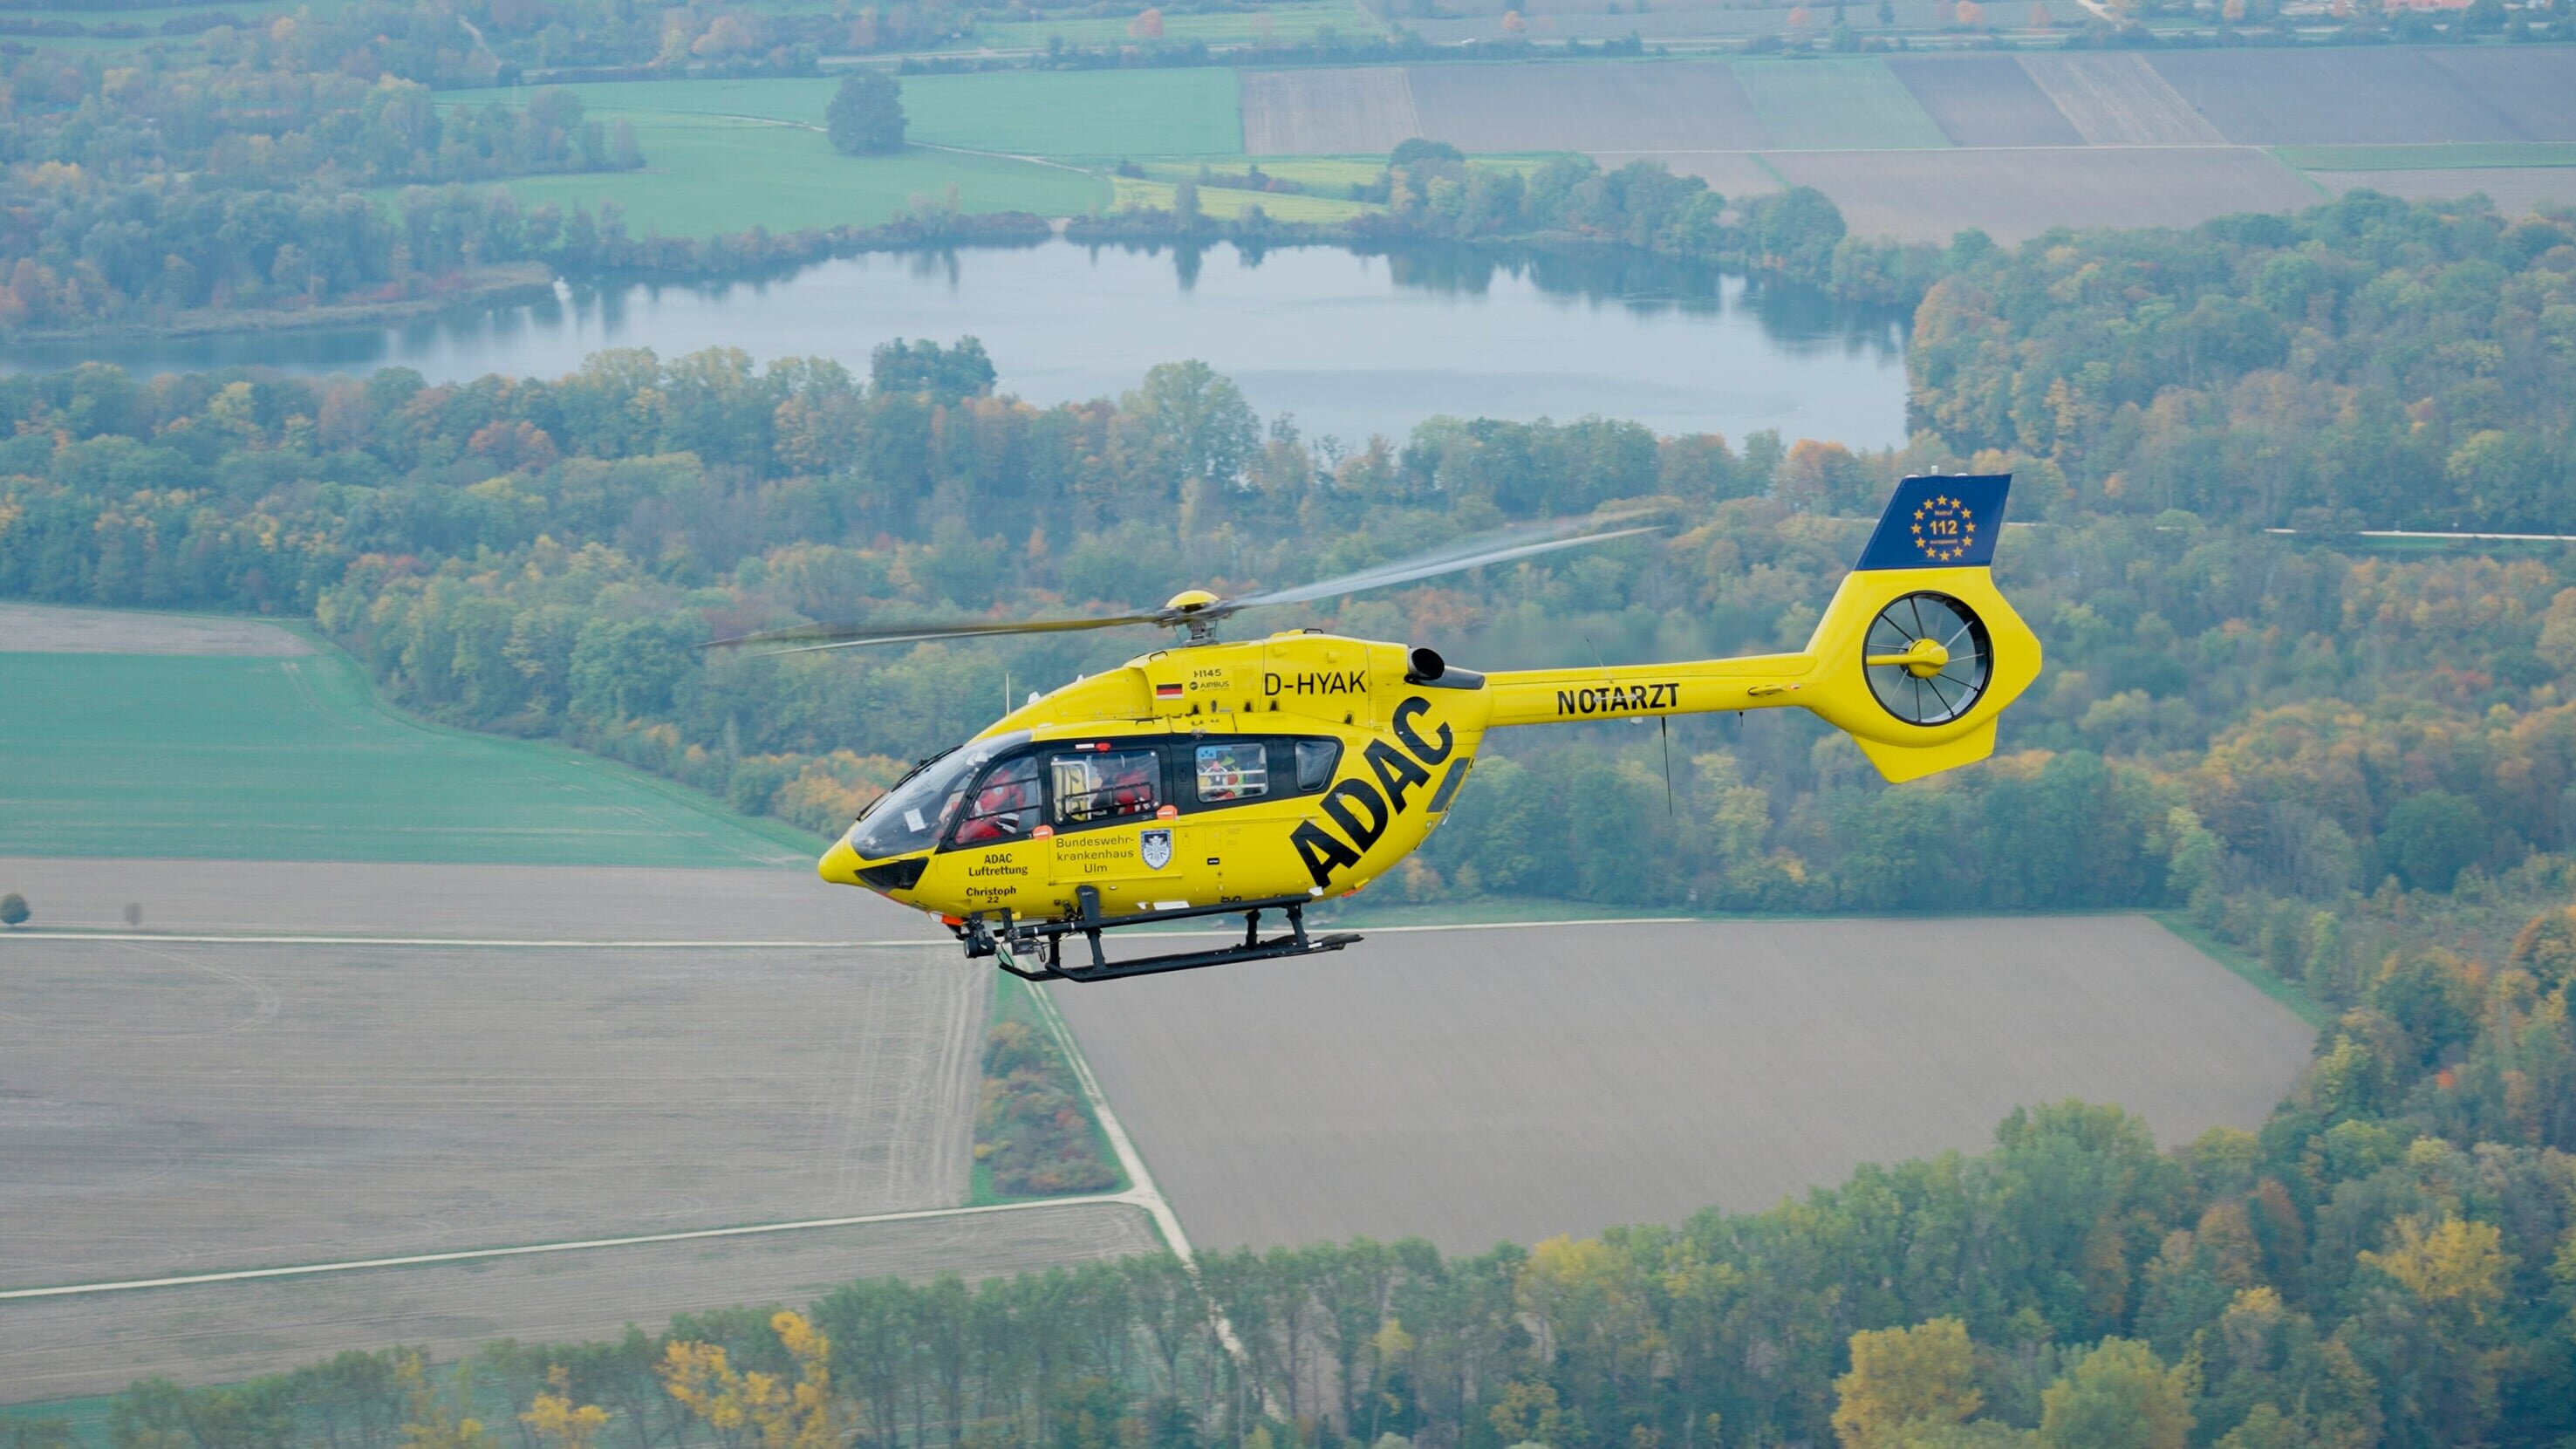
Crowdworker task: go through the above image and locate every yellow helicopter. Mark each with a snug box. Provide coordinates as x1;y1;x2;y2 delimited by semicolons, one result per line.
718;475;2040;981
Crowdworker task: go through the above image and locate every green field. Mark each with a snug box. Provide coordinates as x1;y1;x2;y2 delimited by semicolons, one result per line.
431;70;1245;235
1114;163;1381;222
455;69;1243;159
902;69;1246;158
0;648;811;865
2274;141;2576;171
1737;59;1951;151
454;112;1108;236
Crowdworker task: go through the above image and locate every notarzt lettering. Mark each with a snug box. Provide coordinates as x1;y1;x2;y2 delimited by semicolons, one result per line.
1263;670;1369;697
1554;681;1680;716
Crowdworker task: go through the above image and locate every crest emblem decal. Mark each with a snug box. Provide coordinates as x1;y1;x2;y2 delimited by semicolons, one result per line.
1910;492;1976;564
1139;828;1173;871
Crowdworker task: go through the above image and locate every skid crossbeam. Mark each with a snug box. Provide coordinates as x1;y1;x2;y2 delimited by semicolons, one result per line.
958;891;1361;982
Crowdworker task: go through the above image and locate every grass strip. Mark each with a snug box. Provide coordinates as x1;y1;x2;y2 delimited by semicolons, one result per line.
2273;141;2576;171
2151;912;2333;1030
970;974;1130;1206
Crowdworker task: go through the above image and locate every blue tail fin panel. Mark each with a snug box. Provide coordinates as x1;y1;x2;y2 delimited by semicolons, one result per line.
1855;475;2011;571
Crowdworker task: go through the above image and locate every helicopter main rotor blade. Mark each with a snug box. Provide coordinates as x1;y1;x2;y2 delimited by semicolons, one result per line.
707;612;1166;654
707;511;1666;654
1224;521;1664;611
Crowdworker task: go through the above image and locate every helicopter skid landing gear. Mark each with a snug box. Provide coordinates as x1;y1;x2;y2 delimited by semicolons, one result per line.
960;891;1361;983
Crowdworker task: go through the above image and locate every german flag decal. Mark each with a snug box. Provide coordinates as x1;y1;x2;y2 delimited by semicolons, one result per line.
1155;683;1185;699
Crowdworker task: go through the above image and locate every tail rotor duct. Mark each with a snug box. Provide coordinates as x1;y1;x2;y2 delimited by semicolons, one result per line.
1862;591;1992;727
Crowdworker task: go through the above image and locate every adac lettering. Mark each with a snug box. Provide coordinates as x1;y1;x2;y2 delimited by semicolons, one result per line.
1290;696;1459;890
1554;681;1681;717
1263;670;1369;698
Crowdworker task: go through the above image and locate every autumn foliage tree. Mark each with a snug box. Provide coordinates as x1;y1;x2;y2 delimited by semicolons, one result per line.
660;1311;851;1449
1830;1319;1982;1449
522;1369;611;1449
395;1356;497;1449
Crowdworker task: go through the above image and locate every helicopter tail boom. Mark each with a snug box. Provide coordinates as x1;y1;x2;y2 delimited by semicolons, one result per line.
1483;475;2041;784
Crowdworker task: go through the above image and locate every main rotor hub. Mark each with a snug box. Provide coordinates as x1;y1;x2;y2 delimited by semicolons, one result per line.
1164;588;1224;645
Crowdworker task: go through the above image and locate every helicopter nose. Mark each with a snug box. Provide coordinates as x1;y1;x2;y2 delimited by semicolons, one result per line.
819;837;866;885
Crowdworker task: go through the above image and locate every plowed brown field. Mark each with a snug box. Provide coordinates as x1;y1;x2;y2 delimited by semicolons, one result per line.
1051;914;2313;1253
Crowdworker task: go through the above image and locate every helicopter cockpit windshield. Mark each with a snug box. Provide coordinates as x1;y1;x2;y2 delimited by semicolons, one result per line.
847;730;1034;858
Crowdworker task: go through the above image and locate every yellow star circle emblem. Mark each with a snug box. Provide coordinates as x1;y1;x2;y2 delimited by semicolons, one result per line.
1911;495;1973;564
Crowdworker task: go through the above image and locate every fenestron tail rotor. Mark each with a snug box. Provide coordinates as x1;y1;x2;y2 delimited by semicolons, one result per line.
1862;591;1992;727
705;512;1665;655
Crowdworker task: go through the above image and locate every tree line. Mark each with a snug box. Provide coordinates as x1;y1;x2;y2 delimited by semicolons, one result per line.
1069;145;1930;307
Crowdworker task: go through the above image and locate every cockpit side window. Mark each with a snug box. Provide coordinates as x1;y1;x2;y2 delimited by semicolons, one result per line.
1050;748;1162;827
1194;742;1269;804
1294;738;1343;793
946;754;1042;848
846;730;1032;858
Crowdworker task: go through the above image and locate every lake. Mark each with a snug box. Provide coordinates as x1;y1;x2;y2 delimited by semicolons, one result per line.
7;242;1913;448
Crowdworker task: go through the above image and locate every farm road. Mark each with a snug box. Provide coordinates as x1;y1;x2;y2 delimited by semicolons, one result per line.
0;856;930;940
1051;912;2315;1254
0;1200;1163;1401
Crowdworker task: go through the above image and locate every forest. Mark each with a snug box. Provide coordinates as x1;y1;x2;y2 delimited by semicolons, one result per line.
5;187;2576;1445
1;195;2571;928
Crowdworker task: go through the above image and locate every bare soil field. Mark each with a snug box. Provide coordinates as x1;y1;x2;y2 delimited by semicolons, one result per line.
0;856;928;940
0;1201;1159;1401
2016;54;2222;147
2420;49;2576;140
1241;67;1420;155
1770;147;2319;243
1734;59;1950;150
1051;915;2313;1254
1889;55;2085;149
2149;50;2526;147
0;604;311;656
1407;61;1766;154
0;933;983;1287
2313;166;2576;215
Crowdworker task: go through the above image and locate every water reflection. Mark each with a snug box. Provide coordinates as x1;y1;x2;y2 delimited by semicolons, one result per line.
0;241;1912;447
